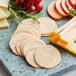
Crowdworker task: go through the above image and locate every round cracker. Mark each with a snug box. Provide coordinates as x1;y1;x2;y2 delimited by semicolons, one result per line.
19;36;37;56
11;29;33;39
17;18;40;29
18;22;41;35
22;38;46;57
9;33;29;55
26;47;40;67
11;25;40;39
17;24;40;38
26;45;51;68
20;37;38;55
15;34;33;56
34;45;61;68
38;17;57;36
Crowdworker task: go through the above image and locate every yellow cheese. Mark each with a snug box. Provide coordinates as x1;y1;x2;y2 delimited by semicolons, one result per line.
3;9;11;18
66;43;76;55
49;32;76;55
0;8;11;20
0;19;9;29
0;0;9;9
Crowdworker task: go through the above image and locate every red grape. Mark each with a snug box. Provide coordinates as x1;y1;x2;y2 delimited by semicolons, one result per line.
34;0;42;4
23;3;31;8
27;6;36;12
16;0;24;5
26;0;34;4
74;6;76;10
35;4;43;12
16;0;43;12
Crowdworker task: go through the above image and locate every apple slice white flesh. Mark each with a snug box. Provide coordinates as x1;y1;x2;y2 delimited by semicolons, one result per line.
60;0;73;17
65;0;73;9
47;1;63;20
59;21;76;36
54;0;67;16
55;16;76;33
68;0;76;9
61;28;76;42
60;0;69;14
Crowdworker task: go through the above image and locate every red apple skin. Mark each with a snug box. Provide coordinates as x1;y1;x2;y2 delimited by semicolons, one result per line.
68;0;74;7
65;0;75;17
65;0;69;9
47;10;62;20
74;7;76;10
68;0;76;9
60;0;68;14
54;2;66;16
47;1;63;20
65;0;73;9
60;0;73;17
65;0;73;17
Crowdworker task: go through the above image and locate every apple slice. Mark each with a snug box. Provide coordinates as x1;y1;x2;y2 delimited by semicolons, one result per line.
47;1;63;20
65;0;73;9
60;0;73;17
68;0;76;9
54;0;67;16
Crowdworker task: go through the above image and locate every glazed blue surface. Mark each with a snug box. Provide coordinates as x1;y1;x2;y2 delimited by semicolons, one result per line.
0;0;76;76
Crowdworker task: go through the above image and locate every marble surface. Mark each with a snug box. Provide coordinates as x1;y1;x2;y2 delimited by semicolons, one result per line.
0;62;76;76
0;0;76;76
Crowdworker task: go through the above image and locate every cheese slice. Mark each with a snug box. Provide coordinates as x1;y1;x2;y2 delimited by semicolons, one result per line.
55;16;76;33
3;9;11;18
0;0;9;9
62;28;76;42
59;21;76;36
66;43;76;55
0;8;11;20
49;29;76;55
49;34;76;55
0;19;9;29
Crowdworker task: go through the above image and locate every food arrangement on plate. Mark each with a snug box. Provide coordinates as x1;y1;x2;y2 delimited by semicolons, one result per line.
0;0;76;69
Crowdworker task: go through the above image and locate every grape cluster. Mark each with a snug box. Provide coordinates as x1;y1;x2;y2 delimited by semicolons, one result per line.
16;0;43;12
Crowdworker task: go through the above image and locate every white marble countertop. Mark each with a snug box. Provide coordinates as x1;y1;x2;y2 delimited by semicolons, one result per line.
0;63;76;76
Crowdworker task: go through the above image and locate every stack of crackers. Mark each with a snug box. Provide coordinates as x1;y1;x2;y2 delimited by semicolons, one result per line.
9;17;61;68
